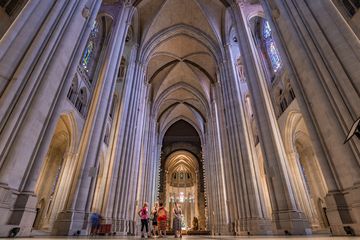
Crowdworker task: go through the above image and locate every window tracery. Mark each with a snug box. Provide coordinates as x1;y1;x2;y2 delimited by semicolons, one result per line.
81;20;100;74
67;76;78;104
75;87;88;116
262;20;282;73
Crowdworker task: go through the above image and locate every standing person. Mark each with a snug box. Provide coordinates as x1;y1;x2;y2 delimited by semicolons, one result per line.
90;212;100;236
157;202;167;238
172;202;182;238
138;202;150;238
151;202;159;237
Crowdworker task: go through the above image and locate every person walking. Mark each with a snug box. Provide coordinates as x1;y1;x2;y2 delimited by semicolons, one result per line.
90;212;100;236
151;202;159;237
157;202;167;238
138;202;150;238
172;202;182;238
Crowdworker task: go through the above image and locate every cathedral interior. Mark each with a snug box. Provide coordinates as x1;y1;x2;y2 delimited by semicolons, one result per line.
0;0;359;238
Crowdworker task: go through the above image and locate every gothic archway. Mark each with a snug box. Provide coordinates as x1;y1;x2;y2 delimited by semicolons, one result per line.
158;120;207;232
284;112;329;230
33;113;78;231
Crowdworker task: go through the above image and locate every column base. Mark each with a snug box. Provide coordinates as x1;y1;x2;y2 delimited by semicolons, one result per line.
325;184;360;236
236;218;273;235
113;219;135;235
325;191;355;235
0;184;13;225
111;218;127;233
272;210;312;235
53;213;136;236
8;192;37;236
211;223;234;235
0;186;37;237
348;183;360;236
52;210;89;236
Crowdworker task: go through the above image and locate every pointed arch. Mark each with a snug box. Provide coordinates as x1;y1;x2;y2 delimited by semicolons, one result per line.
159;117;204;145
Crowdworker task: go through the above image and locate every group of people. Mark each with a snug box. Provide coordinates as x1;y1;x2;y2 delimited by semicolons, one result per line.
138;201;183;238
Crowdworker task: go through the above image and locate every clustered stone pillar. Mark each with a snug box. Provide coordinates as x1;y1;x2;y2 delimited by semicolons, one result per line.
102;40;150;234
218;42;274;235
52;2;133;235
231;1;311;235
0;0;358;237
260;0;360;235
206;86;230;234
0;0;101;236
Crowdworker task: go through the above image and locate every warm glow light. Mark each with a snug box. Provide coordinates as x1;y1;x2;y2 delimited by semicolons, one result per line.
179;192;184;202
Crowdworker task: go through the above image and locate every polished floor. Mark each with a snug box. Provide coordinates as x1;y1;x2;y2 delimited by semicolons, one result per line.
3;236;360;240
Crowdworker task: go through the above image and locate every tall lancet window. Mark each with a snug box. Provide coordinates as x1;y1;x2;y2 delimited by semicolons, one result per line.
81;20;100;73
262;20;282;73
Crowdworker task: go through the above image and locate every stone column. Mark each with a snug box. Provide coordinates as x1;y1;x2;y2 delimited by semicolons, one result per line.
104;42;139;234
203;130;216;232
260;0;360;235
52;2;132;235
20;0;101;217
237;63;273;223
221;42;273;234
137;100;152;206
126;68;148;221
208;85;230;234
0;0;55;94
286;151;317;226
115;61;146;221
0;0;100;237
101;76;129;222
231;2;311;234
146;118;160;205
105;46;148;235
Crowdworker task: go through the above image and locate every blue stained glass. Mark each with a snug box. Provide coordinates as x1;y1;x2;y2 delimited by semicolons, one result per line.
81;20;99;72
268;41;281;72
263;21;271;38
262;20;281;73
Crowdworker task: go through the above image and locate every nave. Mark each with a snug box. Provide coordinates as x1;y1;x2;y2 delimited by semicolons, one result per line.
0;0;359;238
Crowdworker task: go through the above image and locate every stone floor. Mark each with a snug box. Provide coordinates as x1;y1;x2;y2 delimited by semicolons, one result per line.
3;236;360;240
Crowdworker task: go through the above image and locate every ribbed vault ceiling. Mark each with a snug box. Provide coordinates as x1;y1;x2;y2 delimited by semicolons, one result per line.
134;0;227;140
165;150;199;174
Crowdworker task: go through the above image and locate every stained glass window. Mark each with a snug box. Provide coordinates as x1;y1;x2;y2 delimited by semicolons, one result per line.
81;20;99;72
263;20;271;38
263;20;281;73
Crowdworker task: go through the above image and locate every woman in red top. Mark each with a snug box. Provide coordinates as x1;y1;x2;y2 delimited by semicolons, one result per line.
157;202;167;238
138;202;150;238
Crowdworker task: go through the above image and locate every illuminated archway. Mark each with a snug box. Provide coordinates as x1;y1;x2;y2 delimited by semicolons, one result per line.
158;120;207;232
33;113;78;231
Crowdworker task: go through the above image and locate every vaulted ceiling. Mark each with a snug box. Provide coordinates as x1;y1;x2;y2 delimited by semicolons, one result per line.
133;0;229;140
